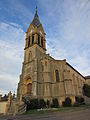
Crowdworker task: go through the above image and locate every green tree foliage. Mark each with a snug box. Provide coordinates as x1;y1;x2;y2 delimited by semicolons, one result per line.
38;99;46;108
1;94;8;101
46;100;50;108
75;96;85;103
30;99;39;109
83;84;90;97
62;97;72;107
74;96;85;106
51;98;59;108
23;98;46;110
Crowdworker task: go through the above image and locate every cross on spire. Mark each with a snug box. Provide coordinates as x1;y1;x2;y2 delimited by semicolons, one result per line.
36;6;37;11
35;5;37;15
32;5;41;27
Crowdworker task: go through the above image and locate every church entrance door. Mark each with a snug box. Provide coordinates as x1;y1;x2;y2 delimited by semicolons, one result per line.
27;83;32;94
24;77;32;95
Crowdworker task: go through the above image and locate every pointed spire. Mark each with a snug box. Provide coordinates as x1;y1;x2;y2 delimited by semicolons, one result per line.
35;6;38;17
36;6;37;12
32;6;41;27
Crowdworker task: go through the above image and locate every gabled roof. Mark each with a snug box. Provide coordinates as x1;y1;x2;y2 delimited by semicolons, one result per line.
66;62;85;79
85;76;90;79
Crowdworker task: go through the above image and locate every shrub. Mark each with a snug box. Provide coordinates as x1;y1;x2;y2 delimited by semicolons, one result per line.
80;97;85;103
23;98;47;110
83;84;90;97
46;100;50;108
51;98;59;108
75;96;85;105
22;97;31;110
38;99;46;108
73;102;80;107
30;99;39;109
22;98;39;110
75;96;80;103
63;97;72;107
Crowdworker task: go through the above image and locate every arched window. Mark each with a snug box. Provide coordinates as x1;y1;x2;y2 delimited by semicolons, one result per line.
28;36;30;47
41;37;43;47
55;70;59;82
45;61;47;66
28;51;32;61
32;35;34;44
41;64;44;71
38;34;40;45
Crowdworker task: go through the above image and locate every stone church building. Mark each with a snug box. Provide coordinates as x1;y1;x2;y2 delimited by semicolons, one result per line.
17;8;85;105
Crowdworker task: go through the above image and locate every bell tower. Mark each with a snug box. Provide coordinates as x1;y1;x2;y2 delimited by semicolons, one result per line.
24;7;46;52
17;7;47;97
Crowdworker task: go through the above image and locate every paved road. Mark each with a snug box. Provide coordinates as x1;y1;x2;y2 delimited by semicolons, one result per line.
0;108;90;120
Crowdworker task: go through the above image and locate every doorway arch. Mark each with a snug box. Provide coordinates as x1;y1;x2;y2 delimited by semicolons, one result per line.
24;77;32;95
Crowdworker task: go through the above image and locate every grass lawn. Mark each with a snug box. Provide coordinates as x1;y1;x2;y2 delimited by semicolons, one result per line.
23;104;90;115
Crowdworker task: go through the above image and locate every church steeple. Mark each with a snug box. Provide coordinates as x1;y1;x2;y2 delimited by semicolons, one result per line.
35;6;38;17
25;7;46;51
32;6;41;27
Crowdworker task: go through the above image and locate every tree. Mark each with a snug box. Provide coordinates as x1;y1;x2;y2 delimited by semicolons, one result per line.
38;99;46;108
75;96;85;105
83;84;90;97
46;100;50;108
63;97;72;107
51;98;59;108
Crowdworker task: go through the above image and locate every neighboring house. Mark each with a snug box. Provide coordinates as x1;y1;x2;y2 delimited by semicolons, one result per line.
0;94;8;114
85;76;90;86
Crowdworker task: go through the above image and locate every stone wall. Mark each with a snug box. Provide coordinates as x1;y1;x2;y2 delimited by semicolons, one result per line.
0;101;7;114
85;78;90;86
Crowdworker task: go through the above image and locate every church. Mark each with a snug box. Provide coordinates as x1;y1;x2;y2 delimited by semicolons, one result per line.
17;8;85;105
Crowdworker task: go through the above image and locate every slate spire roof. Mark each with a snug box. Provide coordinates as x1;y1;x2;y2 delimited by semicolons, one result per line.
32;6;41;27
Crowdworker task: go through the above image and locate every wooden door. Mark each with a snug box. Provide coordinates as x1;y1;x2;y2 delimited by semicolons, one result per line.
27;83;32;94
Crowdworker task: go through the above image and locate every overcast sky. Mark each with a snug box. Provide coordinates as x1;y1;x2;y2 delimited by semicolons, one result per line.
0;0;90;95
